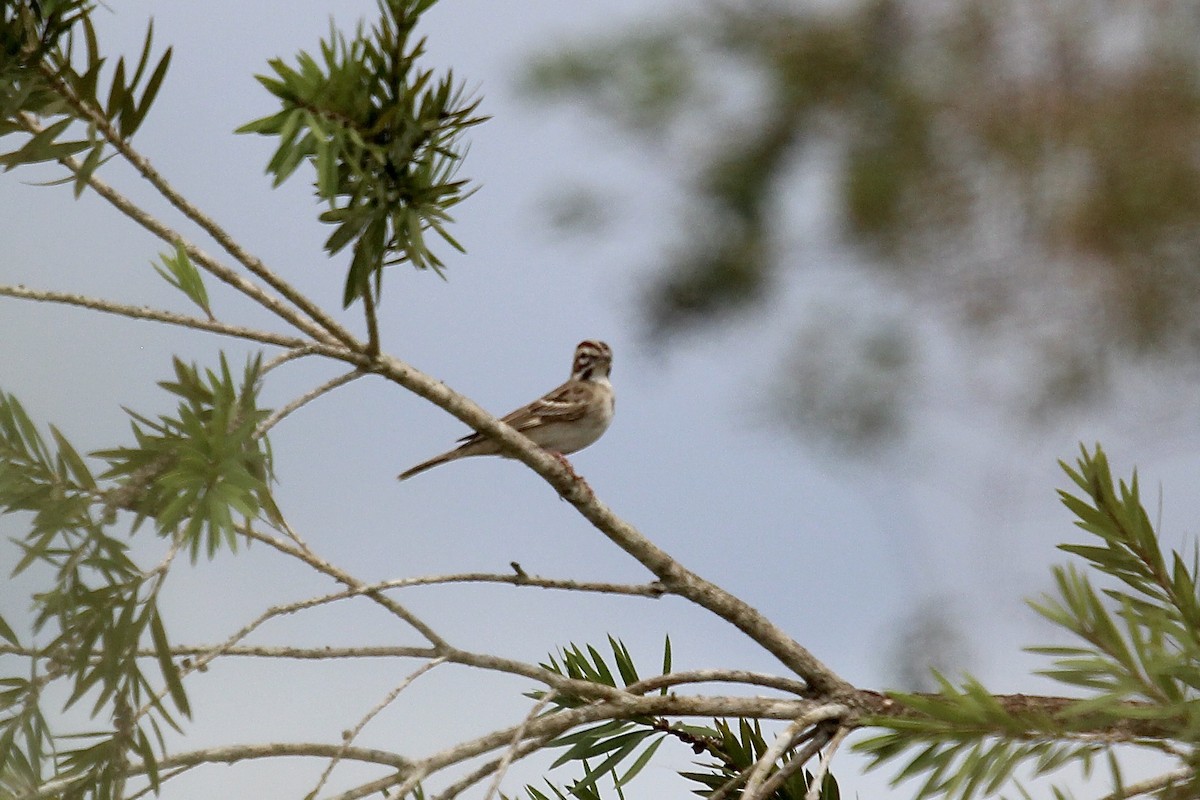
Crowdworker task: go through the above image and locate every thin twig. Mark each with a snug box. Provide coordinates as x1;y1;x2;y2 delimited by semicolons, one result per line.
171;644;431;660
741;714;819;800
262;345;327;373
1097;767;1194;800
17;110;342;347
717;707;845;800
122;764;197;800
308;658;447;799
142;530;185;581
0;283;320;351
20;743;415;800
239;525;642;704
251;521;450;649
127;565;437;725
803;724;849;800
429;737;554;800
362;288;380;357
626;669;809;697
480;692;558;800
256;369;364;437
8;556;672;671
753;726;832;800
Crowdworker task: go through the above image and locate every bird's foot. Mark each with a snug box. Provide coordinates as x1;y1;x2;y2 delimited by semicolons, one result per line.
550;452;592;495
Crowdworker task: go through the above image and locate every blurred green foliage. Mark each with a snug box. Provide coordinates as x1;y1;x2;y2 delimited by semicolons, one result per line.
526;0;1200;444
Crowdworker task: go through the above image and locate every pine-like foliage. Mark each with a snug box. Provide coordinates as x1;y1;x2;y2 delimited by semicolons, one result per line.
237;0;487;305
857;444;1200;799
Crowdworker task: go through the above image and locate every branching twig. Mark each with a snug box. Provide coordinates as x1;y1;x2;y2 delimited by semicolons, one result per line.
238;526;636;703
125;766;197;800
803;724;849;800
756;727;832;800
428;738;554;800
377;694;832;800
16;111;345;348
308;658;447;799
256;368;364;437
127;565;437;725
741;707;846;800
248;522;447;649
143;530;185;582
741;715;815;800
262;345;327;373
708;723;830;800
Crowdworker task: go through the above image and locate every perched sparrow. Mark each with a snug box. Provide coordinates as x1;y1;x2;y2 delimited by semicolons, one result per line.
397;340;615;480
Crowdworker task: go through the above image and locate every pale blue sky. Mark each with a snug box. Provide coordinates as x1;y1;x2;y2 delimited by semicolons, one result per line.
2;2;1198;797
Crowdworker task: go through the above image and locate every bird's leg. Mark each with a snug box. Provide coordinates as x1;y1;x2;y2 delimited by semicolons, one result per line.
548;451;593;496
549;451;576;475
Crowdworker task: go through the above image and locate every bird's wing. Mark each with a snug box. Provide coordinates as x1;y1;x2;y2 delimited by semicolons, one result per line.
455;381;589;444
504;381;592;429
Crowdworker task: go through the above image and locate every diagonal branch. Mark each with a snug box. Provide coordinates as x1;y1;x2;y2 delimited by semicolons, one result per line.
430;736;551;800
1097;767;1193;800
742;724;832;800
741;715;818;800
362;287;381;356
741;708;846;800
802;724;850;800
245;521;450;649
371;353;851;695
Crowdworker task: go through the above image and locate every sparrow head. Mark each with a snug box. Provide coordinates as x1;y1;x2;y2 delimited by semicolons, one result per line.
572;340;612;381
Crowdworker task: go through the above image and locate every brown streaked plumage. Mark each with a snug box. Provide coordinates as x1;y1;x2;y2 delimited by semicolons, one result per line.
397;340;615;480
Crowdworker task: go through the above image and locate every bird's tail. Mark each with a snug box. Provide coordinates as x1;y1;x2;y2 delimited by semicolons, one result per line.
396;452;457;481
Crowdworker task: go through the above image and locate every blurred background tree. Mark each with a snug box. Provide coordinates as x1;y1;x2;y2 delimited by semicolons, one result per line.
524;0;1200;450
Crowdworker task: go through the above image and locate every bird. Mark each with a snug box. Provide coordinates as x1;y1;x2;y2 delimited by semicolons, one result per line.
397;340;615;480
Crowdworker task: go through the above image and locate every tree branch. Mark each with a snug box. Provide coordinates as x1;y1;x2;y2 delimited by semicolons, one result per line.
803;724;849;800
371;354;850;695
239;526;639;703
741;709;845;800
382;694;835;800
625;669;810;697
20;742;415;800
256;368;365;437
1097;767;1193;800
362;287;380;357
0;283;322;351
